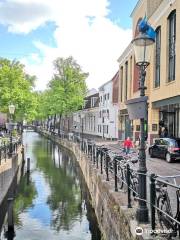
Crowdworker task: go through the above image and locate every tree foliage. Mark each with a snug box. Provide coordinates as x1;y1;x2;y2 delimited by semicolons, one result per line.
0;58;38;121
37;56;88;121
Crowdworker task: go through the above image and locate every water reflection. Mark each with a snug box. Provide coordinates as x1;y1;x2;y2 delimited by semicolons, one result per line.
0;132;101;240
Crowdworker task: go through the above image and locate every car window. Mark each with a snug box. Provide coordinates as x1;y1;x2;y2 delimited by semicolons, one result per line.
158;139;166;145
161;140;169;146
175;140;180;147
154;139;160;145
169;141;174;147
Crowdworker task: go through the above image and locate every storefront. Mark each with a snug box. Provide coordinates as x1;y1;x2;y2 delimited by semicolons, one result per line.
152;96;180;138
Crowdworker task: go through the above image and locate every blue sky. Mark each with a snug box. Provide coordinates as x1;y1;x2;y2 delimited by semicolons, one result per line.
0;0;138;90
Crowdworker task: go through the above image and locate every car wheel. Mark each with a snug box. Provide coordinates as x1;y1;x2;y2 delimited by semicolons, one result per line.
149;149;154;158
166;152;172;163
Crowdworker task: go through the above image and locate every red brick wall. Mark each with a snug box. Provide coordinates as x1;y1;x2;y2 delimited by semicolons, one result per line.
112;71;119;104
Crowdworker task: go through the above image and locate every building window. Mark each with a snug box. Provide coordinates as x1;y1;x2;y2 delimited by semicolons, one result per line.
152;124;158;131
107;93;109;100
155;26;161;88
136;125;140;131
125;61;128;100
120;66;123;102
168;10;176;82
99;111;101;118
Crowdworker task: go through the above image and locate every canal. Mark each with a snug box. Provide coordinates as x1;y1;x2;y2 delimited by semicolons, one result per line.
0;131;102;240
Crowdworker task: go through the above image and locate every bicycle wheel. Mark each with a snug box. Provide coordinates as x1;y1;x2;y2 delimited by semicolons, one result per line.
117;166;124;189
130;174;138;198
157;194;175;233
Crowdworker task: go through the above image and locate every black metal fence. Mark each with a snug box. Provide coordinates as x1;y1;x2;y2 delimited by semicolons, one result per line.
43;129;180;238
0;138;22;165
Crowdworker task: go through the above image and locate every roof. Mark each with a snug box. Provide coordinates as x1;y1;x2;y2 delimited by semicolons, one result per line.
98;79;113;91
130;0;143;18
84;93;99;109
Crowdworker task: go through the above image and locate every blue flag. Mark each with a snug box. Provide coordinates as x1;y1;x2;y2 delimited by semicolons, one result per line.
138;17;156;40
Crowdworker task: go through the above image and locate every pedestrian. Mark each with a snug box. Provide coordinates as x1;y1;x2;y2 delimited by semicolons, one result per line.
161;126;168;137
123;137;133;155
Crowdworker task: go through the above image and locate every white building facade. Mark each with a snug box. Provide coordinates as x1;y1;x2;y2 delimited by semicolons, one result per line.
98;74;119;139
73;89;99;138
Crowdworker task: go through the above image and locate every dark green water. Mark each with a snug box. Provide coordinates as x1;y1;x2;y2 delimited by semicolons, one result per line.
1;131;101;240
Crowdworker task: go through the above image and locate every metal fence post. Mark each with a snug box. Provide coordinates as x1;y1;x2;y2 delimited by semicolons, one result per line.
93;145;96;165
96;148;99;169
100;150;103;174
114;158;118;192
150;173;156;231
106;152;109;181
127;164;132;208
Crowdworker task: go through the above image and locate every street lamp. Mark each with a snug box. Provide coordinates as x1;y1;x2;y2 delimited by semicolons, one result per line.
8;104;16;157
132;19;155;223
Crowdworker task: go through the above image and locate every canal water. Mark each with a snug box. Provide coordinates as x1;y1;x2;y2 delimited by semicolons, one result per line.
0;131;102;240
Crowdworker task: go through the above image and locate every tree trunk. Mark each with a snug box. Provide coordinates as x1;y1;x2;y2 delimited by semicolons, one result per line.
58;114;62;136
53;114;56;132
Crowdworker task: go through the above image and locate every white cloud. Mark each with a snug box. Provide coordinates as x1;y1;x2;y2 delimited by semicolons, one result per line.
0;0;132;90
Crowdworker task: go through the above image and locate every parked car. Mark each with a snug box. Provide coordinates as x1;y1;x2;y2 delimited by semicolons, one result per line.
149;138;180;163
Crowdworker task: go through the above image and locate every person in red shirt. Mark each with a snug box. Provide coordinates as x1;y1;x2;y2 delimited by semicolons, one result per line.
123;137;133;155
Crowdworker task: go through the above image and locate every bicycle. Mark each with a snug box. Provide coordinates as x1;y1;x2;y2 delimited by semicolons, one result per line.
156;175;180;239
108;151;138;195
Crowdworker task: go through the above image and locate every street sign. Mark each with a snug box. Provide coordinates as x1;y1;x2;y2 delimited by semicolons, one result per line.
125;96;148;120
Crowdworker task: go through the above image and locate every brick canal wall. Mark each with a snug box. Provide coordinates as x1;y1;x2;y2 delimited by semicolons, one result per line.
0;146;24;207
0;145;24;232
40;131;141;240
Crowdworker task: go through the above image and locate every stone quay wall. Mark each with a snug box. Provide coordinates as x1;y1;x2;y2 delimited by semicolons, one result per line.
0;145;24;207
40;131;140;240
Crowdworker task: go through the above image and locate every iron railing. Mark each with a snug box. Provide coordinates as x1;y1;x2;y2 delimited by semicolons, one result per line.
0;138;22;165
46;129;180;238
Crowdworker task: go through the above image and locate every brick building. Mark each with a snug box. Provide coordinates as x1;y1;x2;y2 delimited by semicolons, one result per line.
118;0;180;143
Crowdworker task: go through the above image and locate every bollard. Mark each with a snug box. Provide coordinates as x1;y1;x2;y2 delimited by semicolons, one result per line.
27;158;30;173
105;153;109;181
127;164;132;208
150;173;156;231
100;150;103;174
7;197;14;232
114;158;118;192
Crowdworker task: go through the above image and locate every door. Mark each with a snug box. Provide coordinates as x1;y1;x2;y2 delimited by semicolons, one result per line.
125;115;132;139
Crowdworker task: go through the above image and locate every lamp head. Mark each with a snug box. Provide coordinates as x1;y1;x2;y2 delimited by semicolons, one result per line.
8;104;16;115
132;31;155;66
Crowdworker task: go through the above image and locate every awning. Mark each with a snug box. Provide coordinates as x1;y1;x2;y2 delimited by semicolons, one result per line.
152;96;180;108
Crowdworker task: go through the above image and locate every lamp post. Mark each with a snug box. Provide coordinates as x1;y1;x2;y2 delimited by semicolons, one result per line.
8;104;16;157
132;19;155;223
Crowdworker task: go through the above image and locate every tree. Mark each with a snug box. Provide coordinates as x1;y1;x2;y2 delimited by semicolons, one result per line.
36;56;88;132
47;56;88;132
0;58;38;122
